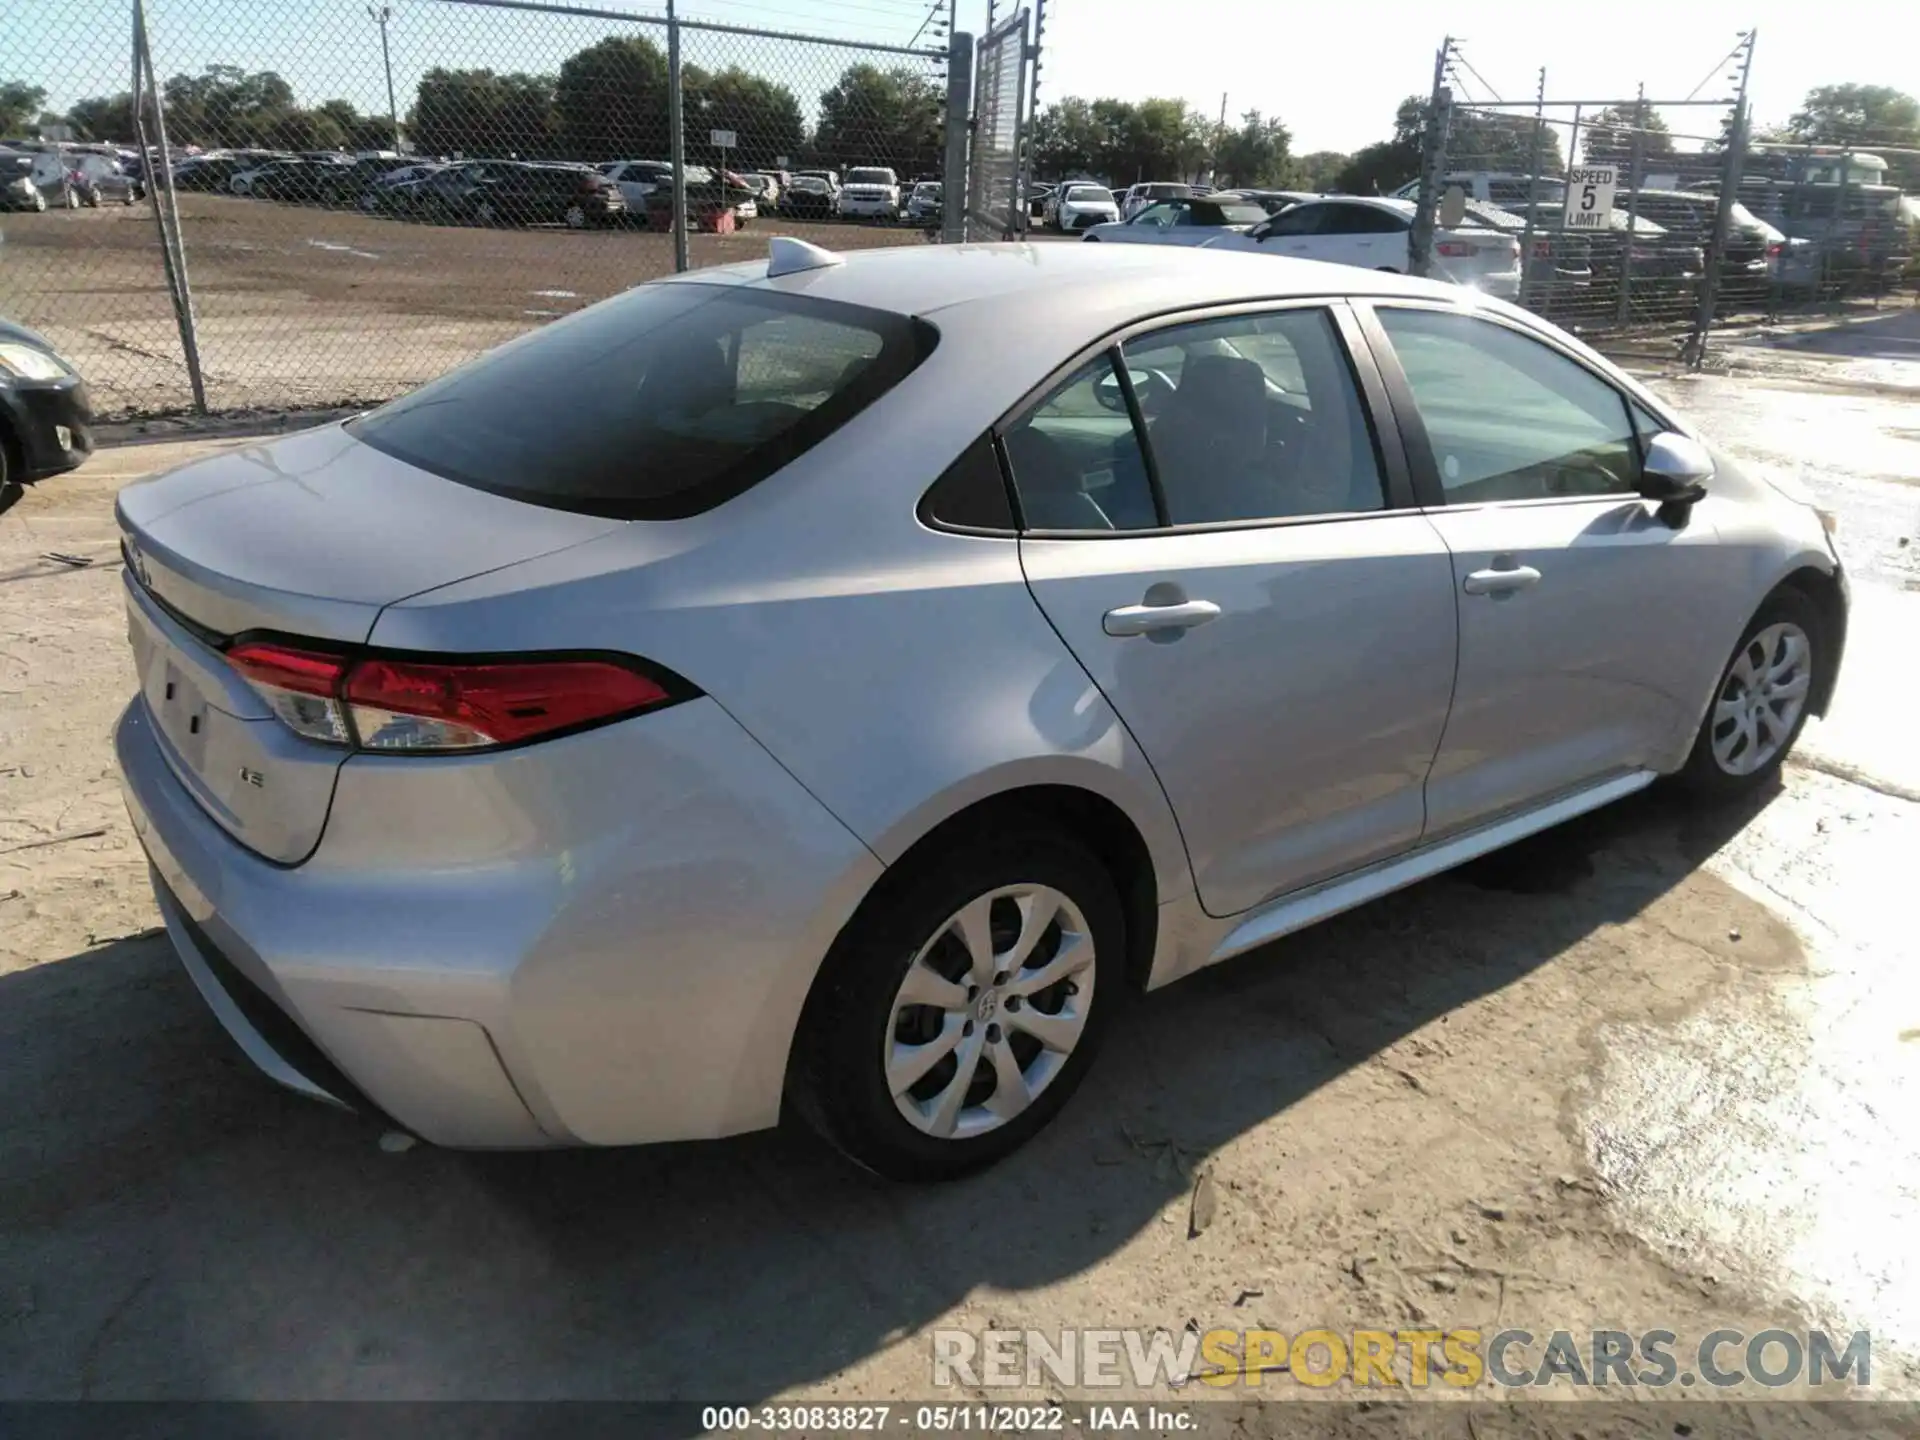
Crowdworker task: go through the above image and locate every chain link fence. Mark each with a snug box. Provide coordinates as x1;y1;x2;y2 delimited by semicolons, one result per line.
1410;82;1917;358
1;0;955;417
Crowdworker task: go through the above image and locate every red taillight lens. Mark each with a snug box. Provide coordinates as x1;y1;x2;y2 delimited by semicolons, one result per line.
345;657;668;751
1435;240;1473;257
1766;242;1782;258
1532;238;1552;258
225;645;676;753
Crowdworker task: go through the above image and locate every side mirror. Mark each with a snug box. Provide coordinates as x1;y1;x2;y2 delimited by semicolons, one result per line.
1639;431;1712;524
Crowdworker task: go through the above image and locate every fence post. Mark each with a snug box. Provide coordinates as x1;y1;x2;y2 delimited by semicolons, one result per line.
132;0;207;414
1516;70;1546;309
666;0;690;273
1408;38;1452;279
1685;100;1750;366
1615;95;1646;328
942;31;973;244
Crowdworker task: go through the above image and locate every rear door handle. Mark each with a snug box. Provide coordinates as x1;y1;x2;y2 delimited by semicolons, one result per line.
1462;565;1542;596
1103;599;1222;636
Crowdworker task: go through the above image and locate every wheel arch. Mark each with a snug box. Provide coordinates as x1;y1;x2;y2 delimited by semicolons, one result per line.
1770;563;1847;716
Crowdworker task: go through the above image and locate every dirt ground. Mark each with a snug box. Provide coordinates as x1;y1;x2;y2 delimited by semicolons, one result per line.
0;195;933;417
3;368;1919;1426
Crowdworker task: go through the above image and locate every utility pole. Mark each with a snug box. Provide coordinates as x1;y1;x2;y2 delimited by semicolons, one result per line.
1516;65;1546;307
1214;91;1227;185
367;6;400;151
1409;36;1455;278
1685;29;1756;367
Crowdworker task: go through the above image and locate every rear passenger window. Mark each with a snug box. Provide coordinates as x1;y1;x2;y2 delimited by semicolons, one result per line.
1124;309;1386;524
1000;355;1159;531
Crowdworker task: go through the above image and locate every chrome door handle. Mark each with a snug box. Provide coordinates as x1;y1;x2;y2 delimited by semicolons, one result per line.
1462;565;1542;596
1103;599;1222;636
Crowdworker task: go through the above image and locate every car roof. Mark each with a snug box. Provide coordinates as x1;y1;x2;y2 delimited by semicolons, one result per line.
661;238;1460;326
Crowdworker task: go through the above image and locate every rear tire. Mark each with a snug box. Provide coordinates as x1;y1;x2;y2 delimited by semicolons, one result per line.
790;825;1122;1181
1677;588;1825;799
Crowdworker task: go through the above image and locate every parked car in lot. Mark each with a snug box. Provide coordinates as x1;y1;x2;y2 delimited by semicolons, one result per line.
0;147;70;210
239;158;345;203
1082;194;1269;245
0;315;93;487
1203;196;1522;298
905;180;943;225
171;151;282;193
1050;183;1120;232
597;159;703;215
69;151;144;206
838;166;902;221
740;172;781;210
1211;188;1316;216
427;160;625;228
1620;190;1779;306
0;147;75;210
1452;198;1596;301
1120;182;1192;219
110;238;1847;1180
781;174;836;219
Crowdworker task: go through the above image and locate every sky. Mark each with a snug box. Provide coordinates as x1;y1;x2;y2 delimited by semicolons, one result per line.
4;0;1914;156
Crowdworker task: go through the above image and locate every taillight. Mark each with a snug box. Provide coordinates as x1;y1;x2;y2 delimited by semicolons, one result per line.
225;643;680;753
1532;238;1551;258
226;642;353;744
1436;240;1473;257
1766;242;1782;258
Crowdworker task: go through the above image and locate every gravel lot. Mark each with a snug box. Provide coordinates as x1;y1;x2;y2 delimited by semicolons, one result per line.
2;348;1918;1424
0;195;936;417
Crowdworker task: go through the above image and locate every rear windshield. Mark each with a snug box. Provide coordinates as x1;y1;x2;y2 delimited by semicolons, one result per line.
1067;186;1113;202
348;285;937;520
847;168;896;185
1145;184;1190;199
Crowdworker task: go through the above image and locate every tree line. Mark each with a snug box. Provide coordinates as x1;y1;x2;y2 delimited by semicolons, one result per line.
1;34;945;177
1027;82;1920;195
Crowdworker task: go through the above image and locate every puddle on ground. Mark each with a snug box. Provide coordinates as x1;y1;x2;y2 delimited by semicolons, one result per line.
1579;775;1920;1381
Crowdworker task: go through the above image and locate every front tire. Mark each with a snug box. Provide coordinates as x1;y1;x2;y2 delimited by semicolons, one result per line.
1678;588;1824;798
791;826;1122;1181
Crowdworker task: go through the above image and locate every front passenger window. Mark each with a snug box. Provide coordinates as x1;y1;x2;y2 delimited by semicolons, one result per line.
1376;307;1642;503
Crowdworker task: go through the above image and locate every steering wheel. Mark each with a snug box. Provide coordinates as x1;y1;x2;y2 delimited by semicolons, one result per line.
1093;366;1178;418
1542;453;1626;497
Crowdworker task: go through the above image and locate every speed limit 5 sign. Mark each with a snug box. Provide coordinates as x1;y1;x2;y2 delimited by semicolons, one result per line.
1564;165;1618;229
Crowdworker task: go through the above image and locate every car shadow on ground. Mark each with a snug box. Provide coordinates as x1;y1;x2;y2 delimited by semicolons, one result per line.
0;782;1775;1406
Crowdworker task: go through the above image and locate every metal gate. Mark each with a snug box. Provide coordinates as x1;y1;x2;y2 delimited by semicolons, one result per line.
965;9;1028;241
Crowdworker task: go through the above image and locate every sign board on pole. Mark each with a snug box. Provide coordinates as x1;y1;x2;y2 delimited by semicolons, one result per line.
1563;165;1618;229
774;155;788;167
710;129;737;149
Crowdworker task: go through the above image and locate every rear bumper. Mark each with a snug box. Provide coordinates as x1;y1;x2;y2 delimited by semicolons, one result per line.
116;693;884;1148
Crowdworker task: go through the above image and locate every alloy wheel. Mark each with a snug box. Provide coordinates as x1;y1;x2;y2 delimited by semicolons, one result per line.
565;203;587;229
1710;621;1813;775
884;884;1096;1141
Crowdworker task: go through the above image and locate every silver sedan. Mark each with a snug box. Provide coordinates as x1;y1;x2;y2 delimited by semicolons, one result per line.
115;239;1846;1180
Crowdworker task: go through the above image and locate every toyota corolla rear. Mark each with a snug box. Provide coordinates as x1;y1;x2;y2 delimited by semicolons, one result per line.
114;278;936;1148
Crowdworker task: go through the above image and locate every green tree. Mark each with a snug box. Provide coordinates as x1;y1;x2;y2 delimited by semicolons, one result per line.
1215;109;1292;187
1789;83;1919;186
162;65;300;147
554;35;668;163
1032;96;1107;179
315;98;400;151
1333;96;1423;193
1789;83;1920;148
684;67;803;170
409;68;557;159
0;81;47;135
813;64;943;177
1582;105;1677;171
62;92;138;143
1288;149;1350;191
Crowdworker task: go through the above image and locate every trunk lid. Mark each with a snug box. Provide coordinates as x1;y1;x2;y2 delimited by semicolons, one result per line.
117;423;622;862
